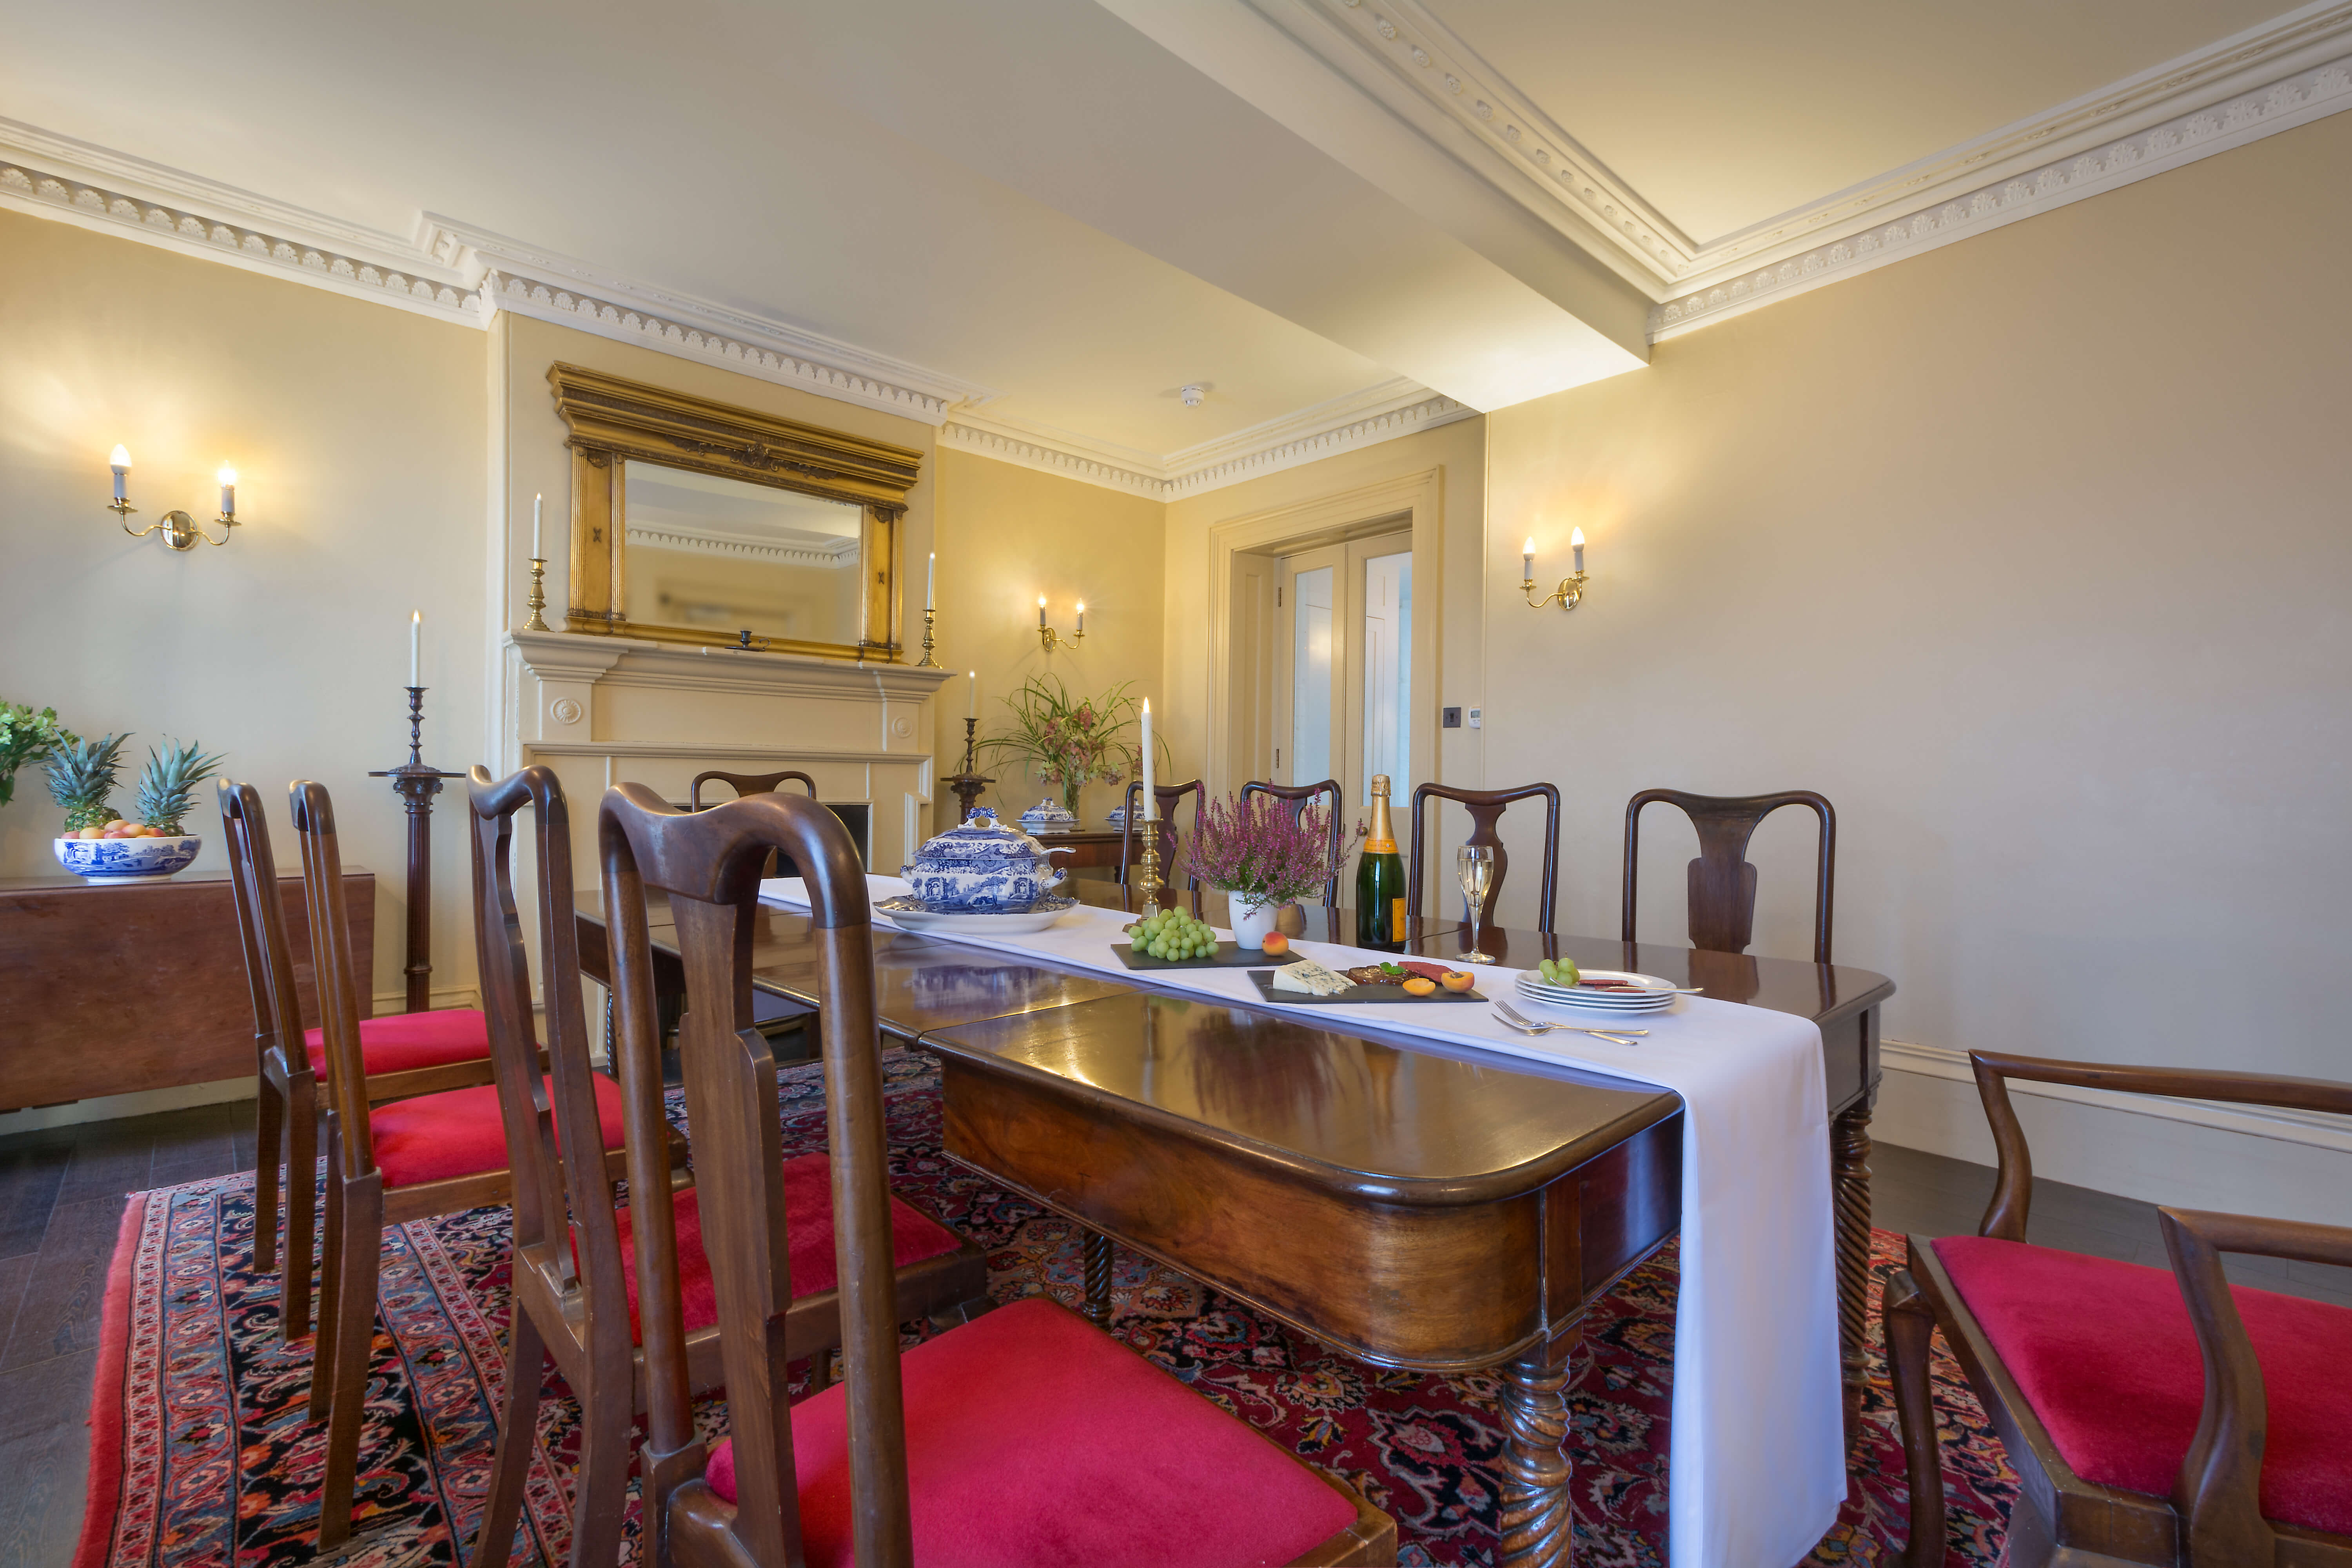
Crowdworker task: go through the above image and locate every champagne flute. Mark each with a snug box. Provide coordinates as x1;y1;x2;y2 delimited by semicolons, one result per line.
1456;845;1496;963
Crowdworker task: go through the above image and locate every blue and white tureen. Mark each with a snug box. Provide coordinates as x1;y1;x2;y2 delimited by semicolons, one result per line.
898;808;1071;913
1015;797;1080;836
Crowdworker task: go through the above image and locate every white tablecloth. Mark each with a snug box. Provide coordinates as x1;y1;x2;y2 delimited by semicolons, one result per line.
761;878;1844;1567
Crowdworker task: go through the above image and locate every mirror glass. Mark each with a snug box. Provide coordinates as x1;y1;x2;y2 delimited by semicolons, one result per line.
622;460;866;644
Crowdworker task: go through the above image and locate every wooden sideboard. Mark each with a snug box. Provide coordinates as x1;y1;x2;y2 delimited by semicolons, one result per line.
0;866;374;1111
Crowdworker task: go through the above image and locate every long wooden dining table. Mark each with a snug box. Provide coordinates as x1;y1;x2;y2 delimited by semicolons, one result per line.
572;885;1893;1567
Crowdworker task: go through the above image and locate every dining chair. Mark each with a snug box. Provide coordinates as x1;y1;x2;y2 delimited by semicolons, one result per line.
217;779;499;1343
464;766;988;1568
1118;777;1205;915
1621;788;1836;963
688;768;817;808
1241;778;1345;906
1406;781;1561;933
598;781;1398;1568
1884;1051;2352;1567
287;778;635;1553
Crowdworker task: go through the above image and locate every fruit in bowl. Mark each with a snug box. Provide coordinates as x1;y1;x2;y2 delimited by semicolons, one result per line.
49;736;221;881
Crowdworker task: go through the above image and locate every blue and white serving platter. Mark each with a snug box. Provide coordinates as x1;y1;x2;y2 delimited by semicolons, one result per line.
875;893;1079;936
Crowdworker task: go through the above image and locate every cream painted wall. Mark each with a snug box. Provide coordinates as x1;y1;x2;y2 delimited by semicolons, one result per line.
1163;418;1488;824
933;448;1165;828
0;205;488;1018
1483;114;2352;1219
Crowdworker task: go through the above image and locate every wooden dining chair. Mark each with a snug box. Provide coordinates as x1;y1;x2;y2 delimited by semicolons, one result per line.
218;779;499;1343
1885;1052;2352;1567
1241;778;1345;906
1621;788;1836;963
688;768;817;808
287;778;636;1553
465;765;988;1568
1406;781;1561;933
598;782;1397;1568
1118;777;1205;915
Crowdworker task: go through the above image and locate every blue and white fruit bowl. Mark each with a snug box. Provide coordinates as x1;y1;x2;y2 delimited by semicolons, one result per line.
54;833;203;881
898;808;1070;913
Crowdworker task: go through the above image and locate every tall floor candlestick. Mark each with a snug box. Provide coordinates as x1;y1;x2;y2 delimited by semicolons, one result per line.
944;715;993;822
368;687;464;1013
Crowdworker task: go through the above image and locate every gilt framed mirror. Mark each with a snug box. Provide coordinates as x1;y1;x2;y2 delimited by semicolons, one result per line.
547;362;924;660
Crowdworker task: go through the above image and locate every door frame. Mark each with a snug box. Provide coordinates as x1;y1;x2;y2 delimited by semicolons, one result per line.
1206;468;1443;810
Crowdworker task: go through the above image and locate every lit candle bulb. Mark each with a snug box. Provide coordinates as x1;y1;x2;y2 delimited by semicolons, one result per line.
927;552;936;611
1038;595;1047;628
217;465;236;519
1570;526;1586;576
532;493;543;559
409;610;421;687
110;445;131;503
1522;536;1535;582
1075;600;1085;636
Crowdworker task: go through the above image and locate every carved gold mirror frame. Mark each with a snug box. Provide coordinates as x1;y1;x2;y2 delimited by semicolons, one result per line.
548;362;924;660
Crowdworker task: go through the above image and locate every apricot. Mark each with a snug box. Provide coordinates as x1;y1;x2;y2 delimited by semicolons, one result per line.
1439;971;1475;992
1259;931;1290;957
1400;976;1437;997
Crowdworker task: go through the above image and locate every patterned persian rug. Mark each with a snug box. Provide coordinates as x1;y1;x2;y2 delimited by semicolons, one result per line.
78;1048;2017;1568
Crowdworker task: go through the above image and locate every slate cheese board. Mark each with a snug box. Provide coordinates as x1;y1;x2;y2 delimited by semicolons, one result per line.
1246;971;1487;1005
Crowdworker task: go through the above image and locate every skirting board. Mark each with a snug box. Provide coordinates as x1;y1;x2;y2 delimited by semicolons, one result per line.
1875;1038;2352;1229
0;984;481;1136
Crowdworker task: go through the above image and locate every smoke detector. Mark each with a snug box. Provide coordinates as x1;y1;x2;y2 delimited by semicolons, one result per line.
1180;383;1207;407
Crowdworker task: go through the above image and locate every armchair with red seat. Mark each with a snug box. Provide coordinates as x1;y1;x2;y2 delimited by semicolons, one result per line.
1886;1050;2352;1567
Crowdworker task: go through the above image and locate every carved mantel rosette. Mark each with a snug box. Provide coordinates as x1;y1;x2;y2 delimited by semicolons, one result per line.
546;362;924;661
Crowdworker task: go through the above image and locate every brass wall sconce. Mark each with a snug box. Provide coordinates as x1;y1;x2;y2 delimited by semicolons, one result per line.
106;446;244;551
1522;528;1587;611
1038;595;1085;652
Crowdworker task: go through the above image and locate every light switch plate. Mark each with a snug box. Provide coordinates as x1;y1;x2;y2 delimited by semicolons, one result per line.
1441;706;1462;729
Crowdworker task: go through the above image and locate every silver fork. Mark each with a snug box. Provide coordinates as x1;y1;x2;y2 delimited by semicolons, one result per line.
1492;999;1648;1045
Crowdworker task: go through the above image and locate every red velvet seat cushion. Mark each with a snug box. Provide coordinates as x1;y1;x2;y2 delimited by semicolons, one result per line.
1935;1234;2352;1535
305;1007;491;1078
367;1073;625;1190
606;1154;964;1342
706;1296;1357;1568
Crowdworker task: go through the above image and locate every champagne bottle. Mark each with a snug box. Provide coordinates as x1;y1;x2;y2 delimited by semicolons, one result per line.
1355;774;1408;950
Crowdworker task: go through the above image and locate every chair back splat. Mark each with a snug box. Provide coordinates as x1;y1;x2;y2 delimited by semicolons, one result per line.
1622;788;1836;964
1240;779;1344;907
1406;782;1561;933
1118;777;1206;915
689;769;817;809
602;782;910;1568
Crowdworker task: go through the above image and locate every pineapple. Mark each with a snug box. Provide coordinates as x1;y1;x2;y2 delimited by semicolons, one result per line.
46;733;131;833
134;738;225;837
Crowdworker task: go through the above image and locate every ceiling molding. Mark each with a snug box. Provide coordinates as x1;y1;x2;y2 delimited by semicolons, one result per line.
1654;54;2352;340
1252;0;2352;312
942;377;1474;499
0;118;480;325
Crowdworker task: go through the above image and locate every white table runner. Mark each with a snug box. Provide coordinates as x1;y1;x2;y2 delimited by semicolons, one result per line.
762;878;1844;1567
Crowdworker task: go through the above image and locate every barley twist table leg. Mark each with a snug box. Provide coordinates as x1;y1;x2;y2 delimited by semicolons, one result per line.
1497;1327;1579;1567
1832;1095;1875;1441
1082;1229;1113;1325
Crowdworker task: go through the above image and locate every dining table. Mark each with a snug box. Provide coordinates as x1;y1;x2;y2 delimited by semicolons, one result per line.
570;882;1894;1567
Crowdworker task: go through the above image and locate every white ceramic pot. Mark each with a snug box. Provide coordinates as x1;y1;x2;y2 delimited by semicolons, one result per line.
54;833;202;881
1230;895;1281;951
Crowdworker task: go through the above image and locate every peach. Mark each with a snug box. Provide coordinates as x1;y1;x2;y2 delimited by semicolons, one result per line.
1439;971;1475;992
77;827;104;840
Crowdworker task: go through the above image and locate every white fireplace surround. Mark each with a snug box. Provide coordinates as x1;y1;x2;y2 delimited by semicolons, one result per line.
499;629;951;878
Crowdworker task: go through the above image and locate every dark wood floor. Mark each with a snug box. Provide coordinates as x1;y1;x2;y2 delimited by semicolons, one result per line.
0;1106;2344;1566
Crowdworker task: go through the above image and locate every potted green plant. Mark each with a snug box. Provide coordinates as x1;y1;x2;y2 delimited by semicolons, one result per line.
974;675;1157;823
1187;791;1361;950
0;701;74;809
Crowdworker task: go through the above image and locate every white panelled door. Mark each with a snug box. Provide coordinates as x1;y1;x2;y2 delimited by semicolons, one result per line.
1272;531;1414;824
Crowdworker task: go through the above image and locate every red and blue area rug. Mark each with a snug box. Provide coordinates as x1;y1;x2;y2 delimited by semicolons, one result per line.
76;1048;2016;1568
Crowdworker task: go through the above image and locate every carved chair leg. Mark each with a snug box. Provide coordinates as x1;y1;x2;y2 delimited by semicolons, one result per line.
284;1078;319;1343
569;1356;636;1568
1831;1094;1876;1441
1883;1268;1947;1568
308;1118;343;1420
1082;1229;1114;1325
468;1307;546;1568
1496;1320;1580;1568
316;1175;383;1553
252;1077;283;1275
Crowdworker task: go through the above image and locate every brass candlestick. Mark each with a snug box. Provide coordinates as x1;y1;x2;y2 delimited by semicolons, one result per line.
523;556;551;632
1131;806;1165;913
916;605;940;667
944;716;993;821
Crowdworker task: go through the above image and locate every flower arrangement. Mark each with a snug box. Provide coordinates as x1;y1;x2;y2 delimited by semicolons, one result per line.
975;675;1157;816
1186;791;1361;910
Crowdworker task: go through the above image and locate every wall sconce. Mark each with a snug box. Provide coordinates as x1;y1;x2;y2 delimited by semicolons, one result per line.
1522;528;1586;610
106;446;244;551
1038;595;1085;652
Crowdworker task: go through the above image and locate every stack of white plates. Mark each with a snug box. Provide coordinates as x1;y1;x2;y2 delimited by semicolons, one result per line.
1515;968;1682;1013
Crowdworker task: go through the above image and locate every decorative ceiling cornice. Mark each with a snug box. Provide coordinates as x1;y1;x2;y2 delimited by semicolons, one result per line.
1258;0;2352;313
941;377;1475;499
1654;55;2352;339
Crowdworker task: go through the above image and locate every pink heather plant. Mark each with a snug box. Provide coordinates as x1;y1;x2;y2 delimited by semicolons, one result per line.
1187;791;1362;907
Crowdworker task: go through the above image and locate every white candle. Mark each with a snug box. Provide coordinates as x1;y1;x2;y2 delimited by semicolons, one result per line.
409;610;421;687
1075;600;1085;636
1037;595;1047;628
218;465;236;518
1522;535;1535;581
1571;526;1586;575
532;493;543;559
1140;699;1154;819
110;445;131;503
926;552;936;611
967;669;976;718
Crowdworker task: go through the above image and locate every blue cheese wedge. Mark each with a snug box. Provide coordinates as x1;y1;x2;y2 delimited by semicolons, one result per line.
1271;958;1351;996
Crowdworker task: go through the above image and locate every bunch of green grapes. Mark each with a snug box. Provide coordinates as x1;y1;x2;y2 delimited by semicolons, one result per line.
1131;908;1217;960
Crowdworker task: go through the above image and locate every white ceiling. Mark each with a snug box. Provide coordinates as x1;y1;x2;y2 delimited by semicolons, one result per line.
0;0;2338;477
